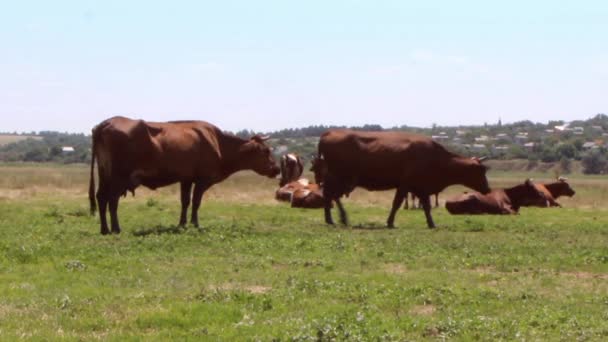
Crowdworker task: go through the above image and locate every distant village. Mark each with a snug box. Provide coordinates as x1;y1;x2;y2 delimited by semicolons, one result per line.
1;114;607;173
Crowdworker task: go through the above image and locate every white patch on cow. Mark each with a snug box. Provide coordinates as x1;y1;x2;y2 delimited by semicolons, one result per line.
297;178;310;186
287;154;298;163
299;189;311;197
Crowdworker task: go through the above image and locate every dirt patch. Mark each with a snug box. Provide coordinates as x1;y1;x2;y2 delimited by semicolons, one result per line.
471;266;496;274
410;304;436;316
245;285;272;294
560;271;608;280
211;283;271;294
384;263;407;274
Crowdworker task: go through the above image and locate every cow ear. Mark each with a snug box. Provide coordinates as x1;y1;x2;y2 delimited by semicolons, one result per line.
525;178;534;186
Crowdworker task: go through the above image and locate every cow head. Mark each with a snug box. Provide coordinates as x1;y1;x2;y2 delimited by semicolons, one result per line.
310;155;328;185
279;153;304;186
241;135;281;178
556;177;576;197
463;156;491;194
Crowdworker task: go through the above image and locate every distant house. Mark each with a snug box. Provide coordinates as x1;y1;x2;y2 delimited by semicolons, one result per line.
471;144;486;151
492;145;509;153
514;133;528;143
61;146;75;153
523;142;536;150
582;142;598;150
572;127;584;135
591;125;603;131
474;135;490;142
431;132;449;141
495;133;511;142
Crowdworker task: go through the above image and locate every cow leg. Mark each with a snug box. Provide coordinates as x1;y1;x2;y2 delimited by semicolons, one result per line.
324;196;334;225
190;182;211;228
109;194;121;234
434;193;439;208
96;189;110;235
335;198;348;226
419;195;436;229
387;188;407;228
179;181;193;227
403;192;409;209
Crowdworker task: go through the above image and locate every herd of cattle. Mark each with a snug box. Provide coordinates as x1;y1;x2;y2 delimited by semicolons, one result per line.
89;116;575;235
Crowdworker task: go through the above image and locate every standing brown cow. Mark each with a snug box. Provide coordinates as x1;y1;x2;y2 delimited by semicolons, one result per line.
519;177;576;207
445;179;546;214
318;130;491;228
89;116;280;235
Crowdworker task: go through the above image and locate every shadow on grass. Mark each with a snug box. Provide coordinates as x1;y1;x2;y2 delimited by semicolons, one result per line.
132;225;202;237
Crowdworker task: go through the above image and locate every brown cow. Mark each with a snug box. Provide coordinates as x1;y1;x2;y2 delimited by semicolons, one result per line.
275;178;312;202
445;179;546;215
89;116;280;235
291;185;327;209
318;130;491;228
279;153;304;186
519;177;576;207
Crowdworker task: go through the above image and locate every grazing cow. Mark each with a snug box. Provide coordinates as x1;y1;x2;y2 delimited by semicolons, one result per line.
279;153;304;186
89;116;280;235
318;130;491;228
520;177;576;207
445;179;546;215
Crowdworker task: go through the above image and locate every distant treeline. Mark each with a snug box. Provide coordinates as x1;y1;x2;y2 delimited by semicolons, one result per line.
1;114;607;174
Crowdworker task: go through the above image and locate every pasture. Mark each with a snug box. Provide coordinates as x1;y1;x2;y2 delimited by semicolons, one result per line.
0;163;607;340
0;135;42;147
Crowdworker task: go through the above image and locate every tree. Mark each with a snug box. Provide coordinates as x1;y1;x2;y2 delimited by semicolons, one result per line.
581;151;607;174
558;157;572;174
556;143;576;159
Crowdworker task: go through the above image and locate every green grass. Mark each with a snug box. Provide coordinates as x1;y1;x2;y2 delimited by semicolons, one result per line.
1;184;608;340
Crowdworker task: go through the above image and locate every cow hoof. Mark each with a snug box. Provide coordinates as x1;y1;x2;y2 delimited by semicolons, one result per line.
101;229;110;235
111;228;121;234
387;224;396;229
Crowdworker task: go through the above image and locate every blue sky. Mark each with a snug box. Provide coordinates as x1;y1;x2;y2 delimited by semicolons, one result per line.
1;0;607;133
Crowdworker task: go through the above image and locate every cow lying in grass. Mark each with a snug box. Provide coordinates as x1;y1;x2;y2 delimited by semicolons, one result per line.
275;155;329;209
445;179;547;215
519;177;576;207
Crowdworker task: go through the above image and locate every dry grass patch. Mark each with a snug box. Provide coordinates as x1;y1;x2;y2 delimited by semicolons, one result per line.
210;283;272;294
383;263;407;274
410;304;436;316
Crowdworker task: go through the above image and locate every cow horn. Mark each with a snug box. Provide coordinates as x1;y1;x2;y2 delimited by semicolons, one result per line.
478;156;488;162
251;134;271;142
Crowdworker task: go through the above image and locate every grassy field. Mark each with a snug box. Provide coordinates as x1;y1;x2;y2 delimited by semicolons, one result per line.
1;164;607;340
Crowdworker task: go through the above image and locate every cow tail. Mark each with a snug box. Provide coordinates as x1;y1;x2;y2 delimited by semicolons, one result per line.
89;130;97;215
